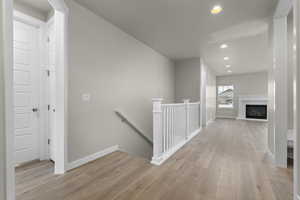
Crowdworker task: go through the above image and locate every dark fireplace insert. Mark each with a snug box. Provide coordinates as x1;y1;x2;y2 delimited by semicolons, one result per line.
246;105;267;120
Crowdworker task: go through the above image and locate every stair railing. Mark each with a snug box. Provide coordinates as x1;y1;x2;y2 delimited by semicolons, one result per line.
115;110;153;146
151;98;201;165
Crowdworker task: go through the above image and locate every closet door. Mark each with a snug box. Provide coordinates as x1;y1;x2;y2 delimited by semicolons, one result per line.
13;20;39;165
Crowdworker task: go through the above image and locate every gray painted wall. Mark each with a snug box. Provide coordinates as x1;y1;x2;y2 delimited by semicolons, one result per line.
174;58;216;127
14;1;48;21
287;10;294;130
216;72;268;118
0;2;6;198
174;58;200;103
67;0;175;162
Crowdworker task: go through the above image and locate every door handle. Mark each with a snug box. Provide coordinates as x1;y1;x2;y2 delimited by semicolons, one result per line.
32;108;39;112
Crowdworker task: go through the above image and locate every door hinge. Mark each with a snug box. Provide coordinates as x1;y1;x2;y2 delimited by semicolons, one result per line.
48;139;51;145
48;104;50;111
46;70;50;77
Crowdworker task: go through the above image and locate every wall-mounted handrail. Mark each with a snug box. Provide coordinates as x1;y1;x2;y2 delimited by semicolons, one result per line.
114;110;153;146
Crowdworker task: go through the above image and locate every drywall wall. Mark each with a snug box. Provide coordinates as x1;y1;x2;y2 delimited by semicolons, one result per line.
0;1;6;198
200;60;206;126
67;0;175;162
216;71;268;118
200;61;216;126
205;66;216;124
174;58;215;127
14;1;47;21
268;18;275;156
174;58;200;103
287;10;294;130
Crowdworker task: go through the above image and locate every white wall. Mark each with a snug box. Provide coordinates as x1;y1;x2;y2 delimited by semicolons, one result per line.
205;66;216;124
200;61;216;127
273;16;288;167
174;58;200;103
267;16;275;156
67;0;175;161
0;1;6;198
216;72;268;118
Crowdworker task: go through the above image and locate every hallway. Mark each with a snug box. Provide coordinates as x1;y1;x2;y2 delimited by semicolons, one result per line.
16;120;292;200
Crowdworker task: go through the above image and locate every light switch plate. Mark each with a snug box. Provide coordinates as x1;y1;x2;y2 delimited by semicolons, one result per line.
82;93;91;102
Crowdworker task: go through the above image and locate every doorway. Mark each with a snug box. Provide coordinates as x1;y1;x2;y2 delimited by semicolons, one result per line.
0;0;68;200
13;19;41;165
13;3;58;197
13;9;56;163
3;0;69;199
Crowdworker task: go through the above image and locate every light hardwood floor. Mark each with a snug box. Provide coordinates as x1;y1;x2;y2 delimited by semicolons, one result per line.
16;119;293;200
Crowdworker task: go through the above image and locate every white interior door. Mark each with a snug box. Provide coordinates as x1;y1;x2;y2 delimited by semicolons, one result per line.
47;20;56;162
13;20;40;165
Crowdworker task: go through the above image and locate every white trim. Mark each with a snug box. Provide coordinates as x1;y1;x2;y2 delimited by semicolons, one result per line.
294;1;300;199
151;128;201;166
236;117;268;122
206;119;214;126
47;0;69;175
268;150;275;163
3;0;15;199
13;10;45;27
67;145;119;171
216;115;236;119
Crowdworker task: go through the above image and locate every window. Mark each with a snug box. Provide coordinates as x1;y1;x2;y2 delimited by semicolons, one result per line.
217;85;234;108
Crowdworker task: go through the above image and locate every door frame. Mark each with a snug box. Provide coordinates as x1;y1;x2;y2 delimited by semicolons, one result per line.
3;0;69;199
13;10;50;163
294;1;300;199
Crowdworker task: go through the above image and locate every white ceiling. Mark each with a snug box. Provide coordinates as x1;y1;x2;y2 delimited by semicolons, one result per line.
202;31;269;76
74;0;278;75
15;0;52;14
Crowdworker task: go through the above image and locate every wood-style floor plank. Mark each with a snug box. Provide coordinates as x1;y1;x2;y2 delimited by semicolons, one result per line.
16;119;293;200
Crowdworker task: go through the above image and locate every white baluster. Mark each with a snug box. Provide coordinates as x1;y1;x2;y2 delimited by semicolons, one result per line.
183;99;190;140
167;107;170;151
172;107;175;147
163;106;166;152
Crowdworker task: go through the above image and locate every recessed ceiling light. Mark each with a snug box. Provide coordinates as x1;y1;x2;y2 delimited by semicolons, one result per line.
225;65;231;68
220;44;228;49
211;5;223;15
224;57;229;61
227;70;232;73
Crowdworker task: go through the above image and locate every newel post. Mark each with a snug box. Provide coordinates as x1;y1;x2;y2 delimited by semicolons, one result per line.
152;98;163;164
183;99;190;139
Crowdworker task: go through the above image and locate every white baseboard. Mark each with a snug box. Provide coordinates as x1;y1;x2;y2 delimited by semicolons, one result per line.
151;128;201;166
206;119;214;126
267;150;275;163
216;115;236;119
67;145;119;171
236;117;268;122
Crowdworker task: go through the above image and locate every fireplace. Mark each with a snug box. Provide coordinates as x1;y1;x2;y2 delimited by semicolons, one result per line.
246;105;267;120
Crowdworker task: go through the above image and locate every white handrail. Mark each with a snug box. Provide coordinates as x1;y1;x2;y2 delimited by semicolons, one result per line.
115;110;153;146
151;99;201;165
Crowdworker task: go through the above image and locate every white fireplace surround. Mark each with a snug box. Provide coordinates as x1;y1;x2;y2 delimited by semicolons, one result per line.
237;96;268;121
